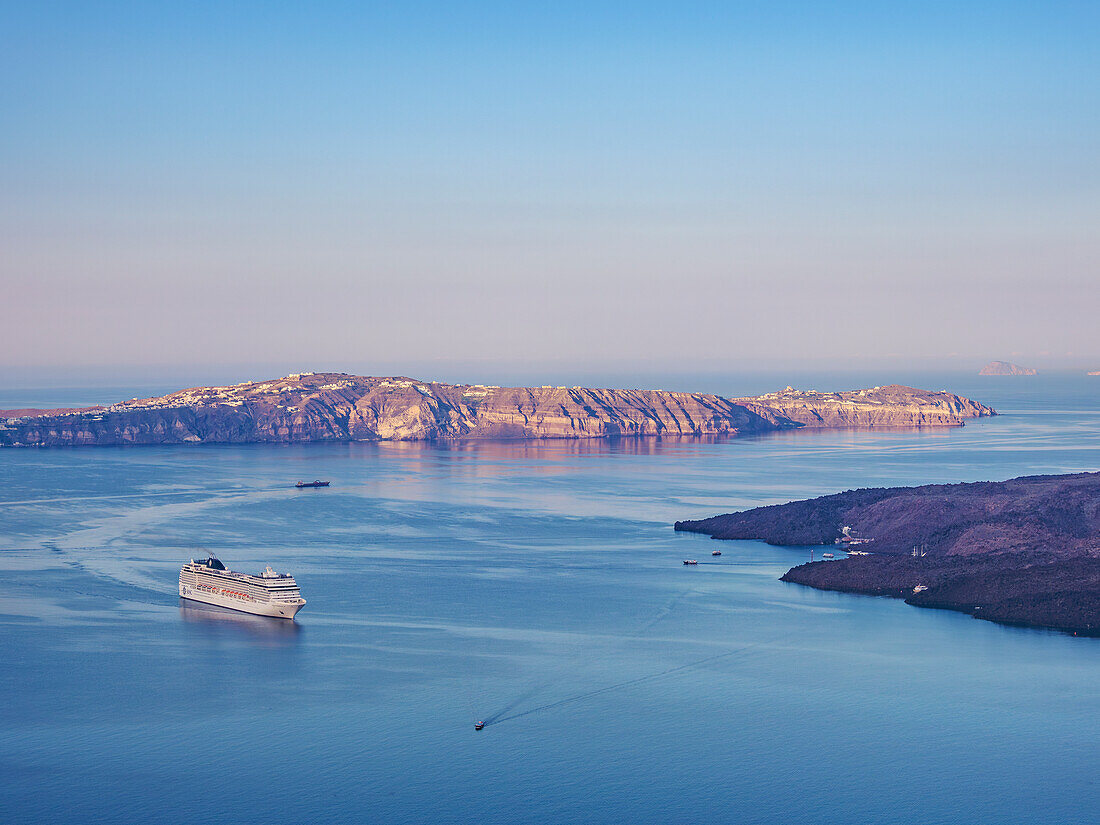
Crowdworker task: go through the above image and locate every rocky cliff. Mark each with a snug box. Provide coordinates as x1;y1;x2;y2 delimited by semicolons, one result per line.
979;360;1037;376
733;384;993;428
0;373;995;448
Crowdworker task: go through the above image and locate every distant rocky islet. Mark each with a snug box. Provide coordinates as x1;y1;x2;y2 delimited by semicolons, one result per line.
979;360;1037;375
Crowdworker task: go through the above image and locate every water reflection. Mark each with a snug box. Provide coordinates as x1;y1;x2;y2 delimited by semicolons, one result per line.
341;435;748;462
338;429;965;466
179;600;302;642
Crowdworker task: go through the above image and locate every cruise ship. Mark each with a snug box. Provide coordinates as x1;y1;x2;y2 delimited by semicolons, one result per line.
179;556;306;619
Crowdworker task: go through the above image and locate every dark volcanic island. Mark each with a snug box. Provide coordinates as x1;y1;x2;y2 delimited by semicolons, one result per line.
676;473;1100;635
0;373;994;447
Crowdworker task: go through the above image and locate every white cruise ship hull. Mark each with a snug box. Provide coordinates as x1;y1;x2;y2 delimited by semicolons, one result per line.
179;584;305;618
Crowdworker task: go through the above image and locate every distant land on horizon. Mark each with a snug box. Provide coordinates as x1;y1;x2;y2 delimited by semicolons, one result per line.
676;473;1100;635
0;372;994;448
979;360;1038;376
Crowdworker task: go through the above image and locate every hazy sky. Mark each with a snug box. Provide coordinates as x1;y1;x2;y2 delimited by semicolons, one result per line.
2;1;1098;378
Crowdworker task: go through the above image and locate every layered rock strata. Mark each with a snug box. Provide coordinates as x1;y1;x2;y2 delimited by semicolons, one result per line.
733;384;993;428
0;374;994;448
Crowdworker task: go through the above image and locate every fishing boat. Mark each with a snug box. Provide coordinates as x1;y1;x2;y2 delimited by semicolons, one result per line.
683;559;698;565
296;480;330;488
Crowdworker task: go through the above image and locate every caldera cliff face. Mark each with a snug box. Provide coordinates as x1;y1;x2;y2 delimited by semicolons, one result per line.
0;373;995;448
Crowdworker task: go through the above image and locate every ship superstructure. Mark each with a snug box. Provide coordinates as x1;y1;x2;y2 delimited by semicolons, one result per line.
179;556;306;619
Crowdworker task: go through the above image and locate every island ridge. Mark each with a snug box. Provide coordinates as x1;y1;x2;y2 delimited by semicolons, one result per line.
676;473;1100;634
0;373;995;448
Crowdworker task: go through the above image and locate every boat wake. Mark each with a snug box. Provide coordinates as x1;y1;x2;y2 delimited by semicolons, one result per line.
479;680;560;725
632;586;698;636
481;634;790;728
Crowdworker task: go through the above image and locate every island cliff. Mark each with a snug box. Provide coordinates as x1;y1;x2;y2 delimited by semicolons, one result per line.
675;473;1100;635
733;384;991;428
0;373;994;448
979;360;1037;376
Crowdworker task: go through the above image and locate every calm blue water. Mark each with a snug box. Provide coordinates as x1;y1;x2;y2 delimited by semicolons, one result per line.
1;373;1098;824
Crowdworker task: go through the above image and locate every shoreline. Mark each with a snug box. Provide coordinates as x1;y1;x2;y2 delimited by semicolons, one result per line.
1;421;980;450
677;472;1100;637
779;562;1100;638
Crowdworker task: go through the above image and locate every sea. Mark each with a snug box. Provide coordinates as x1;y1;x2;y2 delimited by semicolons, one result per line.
1;371;1098;825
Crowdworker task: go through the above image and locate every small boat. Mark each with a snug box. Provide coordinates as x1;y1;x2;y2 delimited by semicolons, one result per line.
822;552;835;559
683;559;698;565
712;550;721;556
296;480;331;488
474;721;485;730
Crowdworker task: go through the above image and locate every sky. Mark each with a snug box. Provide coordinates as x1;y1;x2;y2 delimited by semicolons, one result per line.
1;1;1098;383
